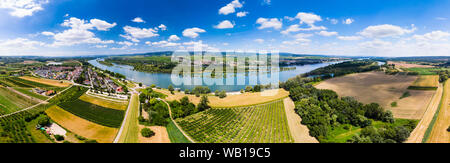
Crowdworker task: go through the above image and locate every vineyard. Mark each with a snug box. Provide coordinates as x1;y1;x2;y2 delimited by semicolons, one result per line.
176;100;294;143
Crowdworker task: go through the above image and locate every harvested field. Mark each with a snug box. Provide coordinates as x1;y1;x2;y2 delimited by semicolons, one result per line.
46;105;118;143
409;75;439;90
387;61;434;68
154;88;290;108
428;81;450;143
315;72;435;119
20;76;71;87
79;94;128;111
138;125;170;143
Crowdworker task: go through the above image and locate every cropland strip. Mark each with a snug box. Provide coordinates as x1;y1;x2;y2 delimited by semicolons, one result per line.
46;105;118;143
409;75;439;90
79;94;128;111
428;81;450;143
117;93;140;143
154;88;290;108
315;71;434;120
406;83;443;143
283;98;318;143
20;76;71;87
0;87;38;113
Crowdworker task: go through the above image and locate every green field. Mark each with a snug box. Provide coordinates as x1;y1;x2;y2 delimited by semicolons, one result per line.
13;88;49;100
176;100;294;143
118;94;139;143
58;100;124;128
166;121;191;143
0;87;38;114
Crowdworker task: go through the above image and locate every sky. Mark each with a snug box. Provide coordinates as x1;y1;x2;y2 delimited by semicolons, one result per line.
0;0;450;57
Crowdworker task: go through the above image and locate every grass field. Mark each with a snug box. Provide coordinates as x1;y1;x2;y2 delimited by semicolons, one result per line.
176;100;294;143
79;94;128;110
315;71;435;120
13;87;49;100
58;99;125;128
155;88;290;108
404;67;450;75
20;76;71;87
427;80;450;143
46;105;118;143
166;121;191;143
0;87;38;114
118;94;139;143
409;75;439;90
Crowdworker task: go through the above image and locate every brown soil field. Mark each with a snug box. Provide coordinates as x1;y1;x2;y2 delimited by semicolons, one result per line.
283;98;318;143
387;61;435;68
428;81;450;143
315;72;435;120
20;76;72;87
46;105;118;143
79;94;128;110
154;88;290;108
138;125;170;143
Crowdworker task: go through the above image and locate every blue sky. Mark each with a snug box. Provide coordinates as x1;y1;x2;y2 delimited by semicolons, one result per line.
0;0;449;56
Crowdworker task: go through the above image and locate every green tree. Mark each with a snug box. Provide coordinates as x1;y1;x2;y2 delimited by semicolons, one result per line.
141;128;155;138
219;90;227;98
38;116;50;126
168;84;174;92
197;95;210;112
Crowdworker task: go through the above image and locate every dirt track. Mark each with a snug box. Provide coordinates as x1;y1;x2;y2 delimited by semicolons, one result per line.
283;98;318;143
406;83;443;143
428;81;450;143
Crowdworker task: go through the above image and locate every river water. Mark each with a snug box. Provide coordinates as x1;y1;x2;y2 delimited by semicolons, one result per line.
88;59;341;92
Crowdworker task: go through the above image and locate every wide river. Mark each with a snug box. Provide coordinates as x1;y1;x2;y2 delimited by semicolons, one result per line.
88;59;341;92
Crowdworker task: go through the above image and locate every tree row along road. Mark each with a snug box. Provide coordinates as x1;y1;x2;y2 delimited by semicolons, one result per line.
406;83;444;143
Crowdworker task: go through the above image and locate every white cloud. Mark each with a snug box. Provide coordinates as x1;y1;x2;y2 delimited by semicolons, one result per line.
168;35;181;41
254;39;264;43
132;17;145;23
337;36;363;41
149;40;180;47
219;0;243;15
359;24;417;38
121;26;159;42
343;18;354;25
90;19;117;31
435;17;447;21
236;11;249;17
281;25;301;35
256;18;282;30
118;41;134;47
329;18;338;24
95;45;107;48
317;31;338;37
214;20;234;29
0;38;45;50
284;16;295;21
41;31;55;36
283;33;313;45
359;39;392;49
295;12;322;26
48;17;116;46
182;27;206;38
182;40;218;51
158;24;167;31
413;31;450;41
0;0;49;18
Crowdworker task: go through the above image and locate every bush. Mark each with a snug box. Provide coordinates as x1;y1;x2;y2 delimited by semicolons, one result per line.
37;116;50;126
391;102;398;107
447;126;450;132
219;90;227;98
84;139;98;143
54;135;64;141
141;128;155;138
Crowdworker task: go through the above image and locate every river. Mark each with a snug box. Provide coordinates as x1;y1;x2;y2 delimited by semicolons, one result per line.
88;59;341;92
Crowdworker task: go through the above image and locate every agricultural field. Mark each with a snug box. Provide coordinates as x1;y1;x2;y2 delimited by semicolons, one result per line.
404;67;450;75
79;94;128;110
0;87;39;114
427;80;450;143
409;75;439;90
117;94;139;143
154;88;289;108
13;87;49;101
176;100;294;143
166;121;191;143
20;76;72;87
387;61;435;68
138;125;170;143
45;105;118;143
315;71;435;119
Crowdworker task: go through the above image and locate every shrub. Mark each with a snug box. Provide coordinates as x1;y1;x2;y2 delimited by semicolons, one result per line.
391;102;398;107
447;126;450;132
84;139;98;143
219;90;227;98
141;128;155;138
54;135;64;141
37;116;50;126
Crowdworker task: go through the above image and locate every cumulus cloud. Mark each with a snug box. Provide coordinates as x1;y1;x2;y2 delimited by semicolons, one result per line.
296;12;322;26
413;31;450;41
256;18;282;30
121;25;159;42
343;18;354;25
282;33;313;45
168;35;181;41
214;20;234;29
132;17;145;23
219;0;243;15
236;11;249;17
337;36;363;41
280;12;326;33
0;38;45;50
90;19;117;31
317;31;338;37
158;24;167;31
148;40;180;47
41;31;55;36
359;24;416;38
182;27;206;38
0;0;49;18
